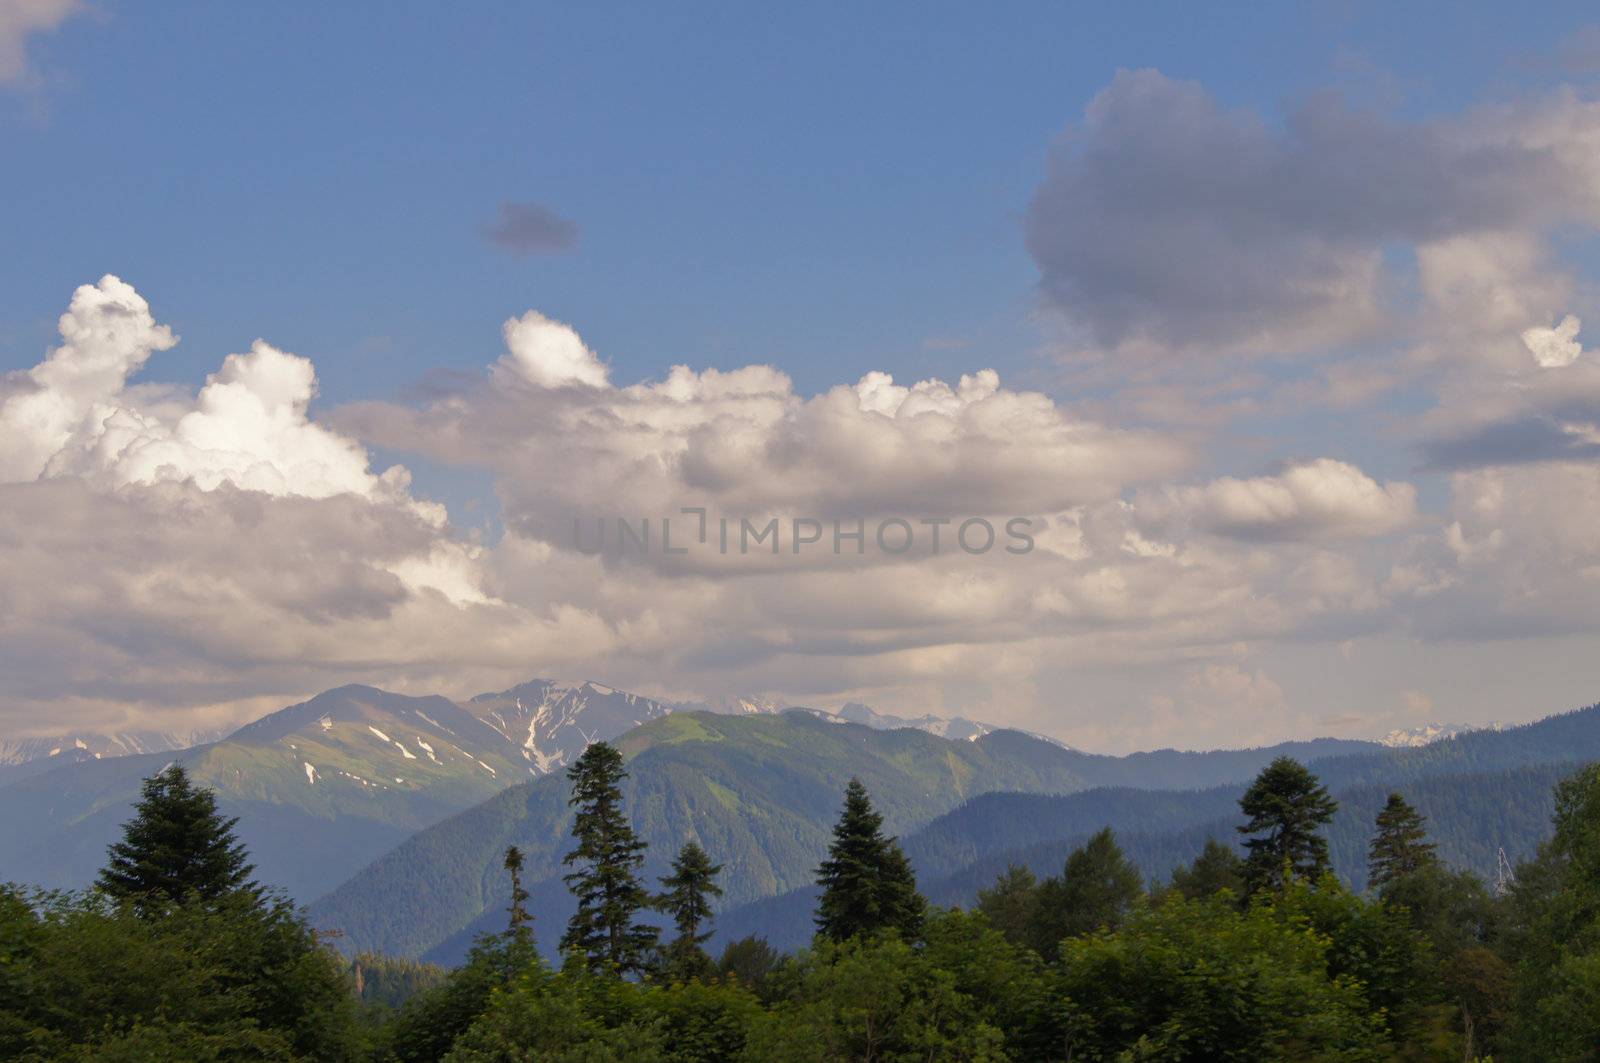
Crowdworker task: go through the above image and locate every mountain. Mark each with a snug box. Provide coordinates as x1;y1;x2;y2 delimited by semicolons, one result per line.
464;679;677;775
0;728;228;786
307;713;1383;963
0;685;531;901
830;702;1000;743
1379;722;1494;747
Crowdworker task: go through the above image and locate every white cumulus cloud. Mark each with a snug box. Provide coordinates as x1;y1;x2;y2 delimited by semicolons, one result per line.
1522;314;1585;368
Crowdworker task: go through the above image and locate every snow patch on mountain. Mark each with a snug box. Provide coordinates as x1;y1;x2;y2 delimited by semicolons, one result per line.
1379;722;1500;748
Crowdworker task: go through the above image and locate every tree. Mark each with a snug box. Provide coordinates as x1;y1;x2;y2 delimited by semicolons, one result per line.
716;936;781;998
504;845;532;942
1026;827;1142;960
657;841;723;980
814;778;926;942
976;864;1039;948
1170;837;1246;901
560;742;657;975
1367;792;1438;893
1236;756;1338;894
97;765;254;913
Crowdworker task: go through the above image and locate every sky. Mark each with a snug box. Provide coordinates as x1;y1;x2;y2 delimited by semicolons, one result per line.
5;1;1600;751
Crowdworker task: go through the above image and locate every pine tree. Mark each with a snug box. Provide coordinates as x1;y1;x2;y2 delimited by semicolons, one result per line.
1237;756;1338;894
1170;837;1247;900
559;742;657;975
656;841;723;980
1367;792;1438;893
814;778;925;942
97;764;254;913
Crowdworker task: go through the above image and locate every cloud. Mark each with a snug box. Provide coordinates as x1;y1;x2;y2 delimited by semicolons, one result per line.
481;201;579;255
342;313;1192;547
1522;314;1586;367
495;309;610;389
1027;69;1600;357
0;275;177;482
0;0;80;85
1144;459;1417;541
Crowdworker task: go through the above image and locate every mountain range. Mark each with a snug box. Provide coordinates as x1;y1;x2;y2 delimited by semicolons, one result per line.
5;676;1593;971
0;677;1024;901
310;701;1600;962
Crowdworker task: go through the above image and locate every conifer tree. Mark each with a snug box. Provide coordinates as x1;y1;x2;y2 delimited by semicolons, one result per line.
559;742;657;974
1367;793;1438;893
656;841;723;979
98;764;254;913
504;846;532;942
814;778;925;942
1237;756;1338;894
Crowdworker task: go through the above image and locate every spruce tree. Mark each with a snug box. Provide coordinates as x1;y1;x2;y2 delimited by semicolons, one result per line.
98;764;254;913
1236;756;1338;894
656;841;723;979
1367;792;1438;893
814;778;925;942
559;742;657;975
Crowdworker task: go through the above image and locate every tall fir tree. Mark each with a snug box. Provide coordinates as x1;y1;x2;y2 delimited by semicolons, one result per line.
1236;756;1338;894
97;764;254;913
656;841;724;980
814;778;925;942
1367;792;1439;893
559;742;657;975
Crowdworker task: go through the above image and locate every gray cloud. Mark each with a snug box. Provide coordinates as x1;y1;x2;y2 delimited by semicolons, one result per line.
1421;414;1600;470
1026;69;1600;355
481;201;579;255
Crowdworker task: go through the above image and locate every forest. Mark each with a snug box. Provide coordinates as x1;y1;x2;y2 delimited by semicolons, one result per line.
4;741;1599;1061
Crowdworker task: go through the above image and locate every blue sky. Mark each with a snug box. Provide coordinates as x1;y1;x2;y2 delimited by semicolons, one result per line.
5;2;1593;401
8;3;1600;750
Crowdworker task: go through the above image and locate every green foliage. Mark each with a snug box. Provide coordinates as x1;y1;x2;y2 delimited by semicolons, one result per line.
97;764;255;913
560;742;658;976
1237;756;1338;894
442;962;764;1062
1050;891;1386;1061
1168;837;1245;900
1368;792;1439;894
377;933;538;1063
753;931;1009;1061
813;778;926;942
0;884;361;1061
1499;763;1600;1061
